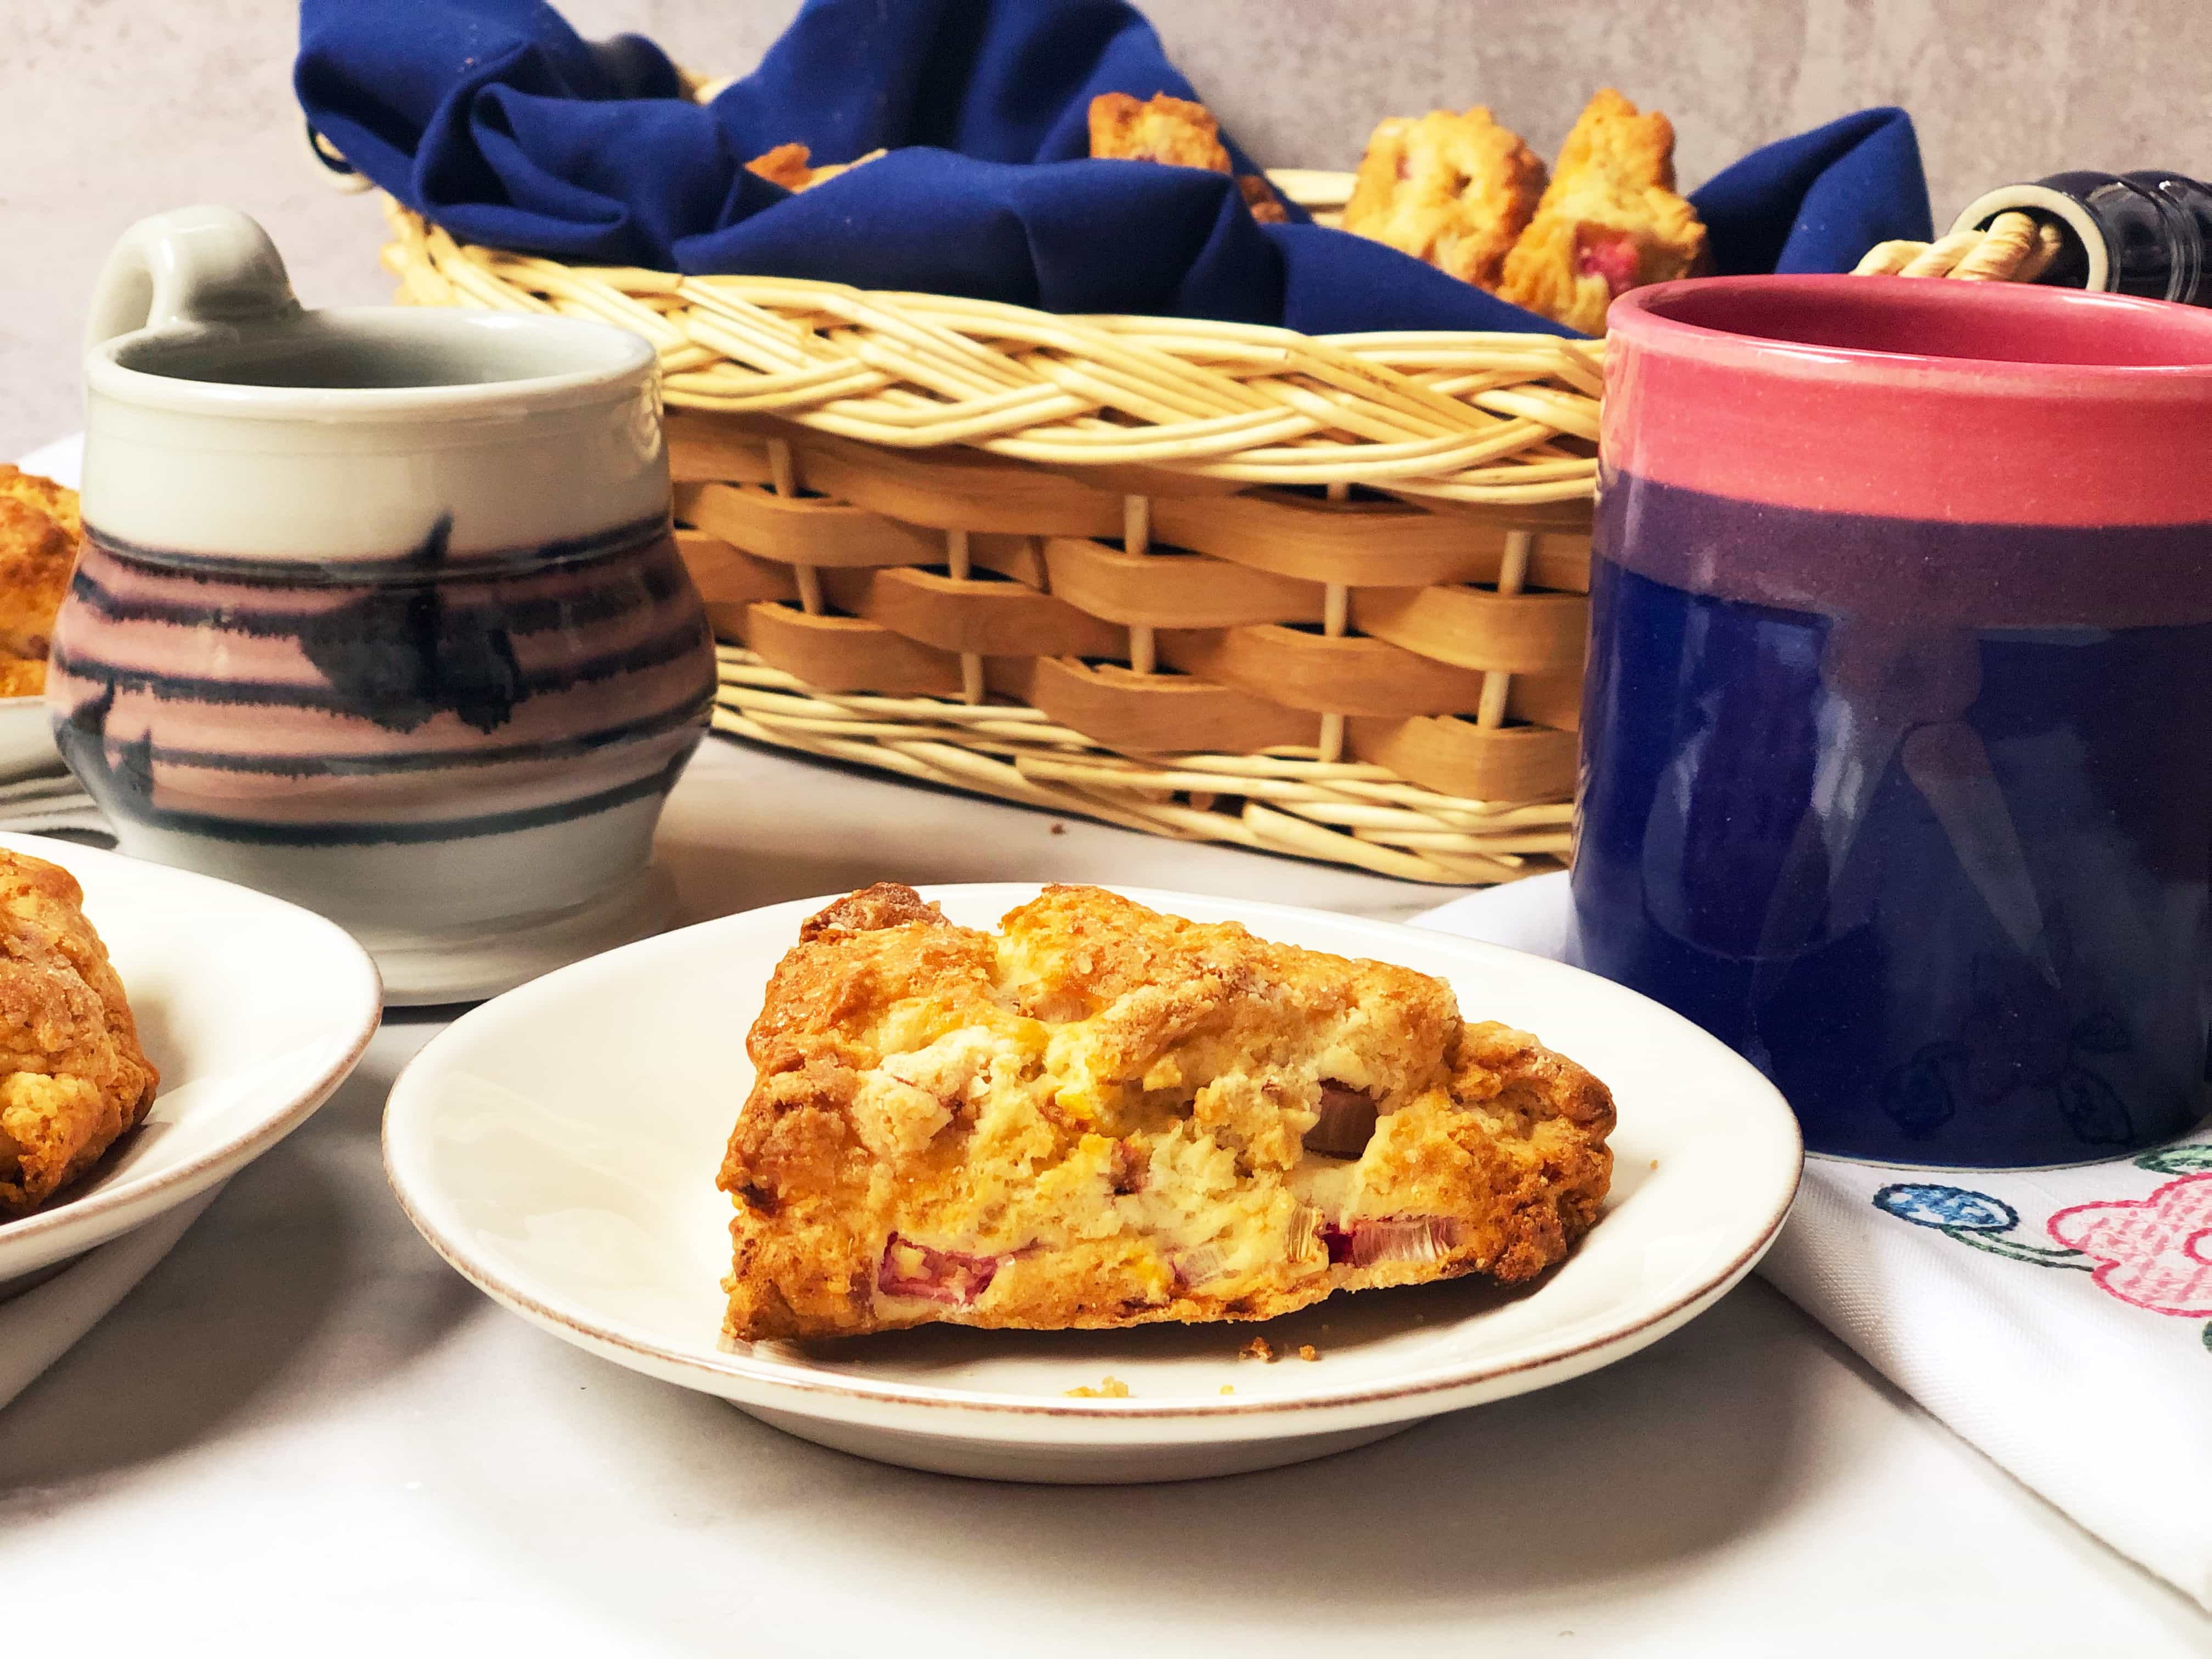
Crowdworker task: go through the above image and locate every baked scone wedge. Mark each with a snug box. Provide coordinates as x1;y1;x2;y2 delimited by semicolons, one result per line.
0;465;80;540
0;849;160;1218
1087;92;1287;222
1339;108;1548;289
0;492;77;664
1088;91;1232;172
1496;88;1707;333
718;883;1613;1341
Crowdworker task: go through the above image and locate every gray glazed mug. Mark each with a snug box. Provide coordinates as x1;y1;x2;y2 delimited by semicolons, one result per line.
55;205;717;1003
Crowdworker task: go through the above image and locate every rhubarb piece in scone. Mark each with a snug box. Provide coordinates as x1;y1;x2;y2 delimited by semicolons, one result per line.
1339;108;1549;289
717;883;1614;1341
0;849;160;1218
1496;88;1707;334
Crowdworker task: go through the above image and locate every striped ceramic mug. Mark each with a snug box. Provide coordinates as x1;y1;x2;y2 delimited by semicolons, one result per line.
58;206;717;1004
1577;274;2212;1166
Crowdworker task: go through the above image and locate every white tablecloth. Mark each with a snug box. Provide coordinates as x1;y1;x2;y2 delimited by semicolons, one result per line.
2;739;2204;1655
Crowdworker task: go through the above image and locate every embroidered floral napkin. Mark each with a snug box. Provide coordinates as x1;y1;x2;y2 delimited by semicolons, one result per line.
1415;873;2212;1610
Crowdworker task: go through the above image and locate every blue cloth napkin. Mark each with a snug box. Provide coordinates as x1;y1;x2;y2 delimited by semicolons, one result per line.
296;0;1934;335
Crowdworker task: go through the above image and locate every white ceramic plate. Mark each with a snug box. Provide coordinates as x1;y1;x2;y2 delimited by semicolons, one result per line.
385;884;1802;1483
0;1182;220;1410
8;433;77;781
0;696;61;779
0;832;382;1283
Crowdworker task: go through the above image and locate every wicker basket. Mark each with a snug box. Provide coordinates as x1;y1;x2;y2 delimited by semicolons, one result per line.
382;181;1605;885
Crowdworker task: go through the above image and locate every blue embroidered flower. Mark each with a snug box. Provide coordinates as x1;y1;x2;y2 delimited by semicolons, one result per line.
1872;1183;2019;1232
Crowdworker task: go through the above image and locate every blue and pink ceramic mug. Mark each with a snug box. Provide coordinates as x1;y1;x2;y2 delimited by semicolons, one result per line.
1578;275;2212;1167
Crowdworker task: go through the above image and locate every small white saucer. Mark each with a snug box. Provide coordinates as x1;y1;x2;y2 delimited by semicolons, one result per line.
386;882;1803;1483
0;1183;220;1411
0;832;381;1284
0;696;62;781
363;863;679;1007
1413;870;1572;957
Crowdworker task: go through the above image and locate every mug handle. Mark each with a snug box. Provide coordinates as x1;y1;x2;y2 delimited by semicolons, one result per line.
84;205;301;351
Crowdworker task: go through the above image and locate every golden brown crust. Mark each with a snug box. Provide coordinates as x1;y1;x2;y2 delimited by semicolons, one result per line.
0;466;80;541
0;494;77;663
744;142;816;191
744;143;885;193
1340;108;1548;289
719;883;1613;1341
0;849;159;1218
1088;93;1284;224
1495;88;1708;334
1087;92;1232;172
0;658;46;699
1238;172;1289;224
798;881;947;941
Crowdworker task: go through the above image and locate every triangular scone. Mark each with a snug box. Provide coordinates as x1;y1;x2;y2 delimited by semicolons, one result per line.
1496;88;1707;334
718;883;1614;1341
1088;92;1233;172
1340;108;1548;289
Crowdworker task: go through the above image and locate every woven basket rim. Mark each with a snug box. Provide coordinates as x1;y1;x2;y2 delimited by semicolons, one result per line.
381;200;1605;504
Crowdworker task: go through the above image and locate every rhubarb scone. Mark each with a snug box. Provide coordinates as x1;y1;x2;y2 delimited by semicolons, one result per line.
0;493;76;670
0;849;159;1219
1495;88;1707;334
1087;93;1288;222
717;883;1613;1341
1340;108;1548;289
1088;91;1232;172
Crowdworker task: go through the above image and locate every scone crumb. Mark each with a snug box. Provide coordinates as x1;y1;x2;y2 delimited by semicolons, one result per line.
1651;1159;1660;1170
1049;822;1066;836
1238;1336;1275;1362
1296;1344;1320;1362
1066;1376;1130;1398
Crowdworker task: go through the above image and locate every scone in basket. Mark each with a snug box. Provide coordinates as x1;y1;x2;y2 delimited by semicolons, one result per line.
381;173;1599;887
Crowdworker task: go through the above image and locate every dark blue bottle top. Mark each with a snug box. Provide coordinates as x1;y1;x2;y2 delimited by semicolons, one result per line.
1951;171;2212;306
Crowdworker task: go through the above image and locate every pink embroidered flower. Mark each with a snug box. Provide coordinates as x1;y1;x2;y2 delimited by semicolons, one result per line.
2047;1173;2212;1317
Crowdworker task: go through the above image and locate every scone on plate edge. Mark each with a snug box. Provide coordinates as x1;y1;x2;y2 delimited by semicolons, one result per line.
0;849;160;1219
718;883;1613;1341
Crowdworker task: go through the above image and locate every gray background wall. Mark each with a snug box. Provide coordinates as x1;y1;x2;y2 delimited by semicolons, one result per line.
8;0;2208;456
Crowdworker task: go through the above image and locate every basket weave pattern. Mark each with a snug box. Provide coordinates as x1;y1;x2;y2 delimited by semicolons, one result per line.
382;199;1601;883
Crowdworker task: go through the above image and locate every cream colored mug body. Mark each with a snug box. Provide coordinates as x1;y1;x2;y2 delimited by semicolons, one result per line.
57;206;715;1003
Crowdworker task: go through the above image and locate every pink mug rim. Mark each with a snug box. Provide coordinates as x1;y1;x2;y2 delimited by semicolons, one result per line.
1600;273;2212;527
1608;273;2212;399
